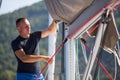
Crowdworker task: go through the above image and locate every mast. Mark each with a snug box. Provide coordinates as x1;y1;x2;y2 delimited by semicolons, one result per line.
48;14;57;80
60;22;65;80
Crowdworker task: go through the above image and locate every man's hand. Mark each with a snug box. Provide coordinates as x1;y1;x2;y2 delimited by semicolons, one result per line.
41;20;57;38
48;57;53;64
43;56;53;64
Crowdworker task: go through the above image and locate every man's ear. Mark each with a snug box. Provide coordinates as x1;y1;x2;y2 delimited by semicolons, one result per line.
17;26;21;31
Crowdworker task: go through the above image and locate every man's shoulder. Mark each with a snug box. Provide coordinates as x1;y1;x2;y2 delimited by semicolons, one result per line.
11;36;20;45
32;31;42;35
31;31;42;38
11;36;22;52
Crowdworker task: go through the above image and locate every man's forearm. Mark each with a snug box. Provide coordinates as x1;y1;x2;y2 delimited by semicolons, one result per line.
48;20;57;33
20;54;50;63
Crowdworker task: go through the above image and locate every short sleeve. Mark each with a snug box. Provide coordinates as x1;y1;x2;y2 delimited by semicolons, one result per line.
32;31;42;40
11;40;22;52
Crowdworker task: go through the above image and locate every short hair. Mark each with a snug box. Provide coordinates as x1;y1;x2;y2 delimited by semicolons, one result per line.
16;17;26;27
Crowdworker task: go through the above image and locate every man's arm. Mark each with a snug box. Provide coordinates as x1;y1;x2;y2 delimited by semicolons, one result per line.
41;20;57;38
15;49;52;63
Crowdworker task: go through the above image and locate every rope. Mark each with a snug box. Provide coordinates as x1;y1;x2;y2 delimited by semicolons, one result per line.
35;38;68;80
80;16;113;79
44;67;49;80
35;1;120;79
93;14;109;80
75;39;80;80
113;42;120;80
80;3;120;78
93;48;103;80
97;67;101;80
80;39;88;64
83;23;99;39
68;0;120;39
114;54;117;80
81;17;114;79
83;44;114;80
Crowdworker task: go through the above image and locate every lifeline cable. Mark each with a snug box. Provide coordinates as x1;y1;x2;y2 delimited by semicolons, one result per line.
72;1;119;80
68;0;120;40
35;38;68;80
35;1;120;79
113;42;120;79
93;48;104;80
80;23;114;80
83;23;99;39
82;41;114;80
93;11;111;80
80;18;114;80
80;16;114;80
114;53;117;80
82;4;120;80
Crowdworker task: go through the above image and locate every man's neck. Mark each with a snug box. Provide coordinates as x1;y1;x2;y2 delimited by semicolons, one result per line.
20;34;30;38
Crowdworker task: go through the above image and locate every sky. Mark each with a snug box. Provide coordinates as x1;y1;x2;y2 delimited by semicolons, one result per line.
0;0;42;15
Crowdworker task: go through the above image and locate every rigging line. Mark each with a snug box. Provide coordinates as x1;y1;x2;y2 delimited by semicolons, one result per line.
68;0;116;39
97;67;101;80
84;2;120;79
114;3;120;9
110;2;120;13
114;53;117;80
81;12;114;79
93;15;109;80
80;39;88;64
83;43;114;80
75;39;80;80
80;38;93;80
39;1;120;80
80;37;95;80
115;44;120;63
93;47;103;80
80;13;111;78
83;23;99;39
83;12;114;80
84;45;94;80
35;38;68;80
44;66;49;80
114;41;120;80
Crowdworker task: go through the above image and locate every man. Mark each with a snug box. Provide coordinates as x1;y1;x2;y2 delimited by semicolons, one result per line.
11;17;57;80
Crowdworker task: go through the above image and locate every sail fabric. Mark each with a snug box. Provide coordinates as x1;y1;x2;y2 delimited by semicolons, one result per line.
103;14;119;53
68;0;111;36
45;0;94;24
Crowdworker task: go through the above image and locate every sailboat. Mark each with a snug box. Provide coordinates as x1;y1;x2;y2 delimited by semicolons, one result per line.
44;0;120;80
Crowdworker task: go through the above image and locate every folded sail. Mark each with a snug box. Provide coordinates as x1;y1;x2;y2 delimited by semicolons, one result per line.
45;0;94;24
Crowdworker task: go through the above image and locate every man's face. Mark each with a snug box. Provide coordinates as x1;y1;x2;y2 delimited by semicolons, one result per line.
17;19;31;36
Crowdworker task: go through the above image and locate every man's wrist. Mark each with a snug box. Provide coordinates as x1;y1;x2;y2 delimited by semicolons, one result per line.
54;20;60;24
